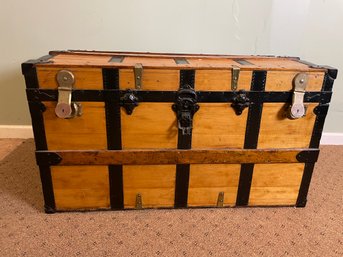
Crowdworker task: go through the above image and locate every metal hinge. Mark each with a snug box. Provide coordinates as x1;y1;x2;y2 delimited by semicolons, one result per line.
217;192;224;207
172;85;200;135
135;193;142;209
289;73;308;119
134;63;143;89
231;65;240;91
55;70;82;119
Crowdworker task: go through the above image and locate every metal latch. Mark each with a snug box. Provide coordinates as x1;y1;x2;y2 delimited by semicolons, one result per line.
55;70;82;119
217;192;224;207
135;193;142;209
134;63;143;89
172;85;200;135
231;65;240;91
289;73;308;119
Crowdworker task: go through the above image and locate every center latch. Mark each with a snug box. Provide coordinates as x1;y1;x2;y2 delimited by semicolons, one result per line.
289;73;308;119
172;85;200;135
55;70;82;119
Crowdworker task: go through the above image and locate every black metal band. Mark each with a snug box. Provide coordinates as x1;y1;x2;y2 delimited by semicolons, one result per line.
22;55;54;89
236;70;267;206
103;68;124;209
26;89;332;104
296;69;337;207
39;165;56;213
27;101;56;213
174;70;195;208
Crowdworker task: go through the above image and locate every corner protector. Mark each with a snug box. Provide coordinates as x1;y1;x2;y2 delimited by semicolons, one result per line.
326;67;338;80
36;151;62;166
21;55;54;75
44;205;56;214
296;200;307;208
296;150;319;163
313;104;329;116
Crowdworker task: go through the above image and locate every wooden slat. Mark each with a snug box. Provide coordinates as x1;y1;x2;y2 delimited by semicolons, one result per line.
265;71;324;91
195;70;252;91
188;164;240;207
121;103;178;149
37;67;103;89
123;165;176;208
43;51;325;72
249;164;304;206
192;103;247;148
37;148;318;165
43;102;107;150
258;103;317;148
51;166;110;210
119;69;179;91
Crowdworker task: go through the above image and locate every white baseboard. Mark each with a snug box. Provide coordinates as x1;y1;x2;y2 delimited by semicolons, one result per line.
320;133;343;145
0;125;33;139
0;125;342;145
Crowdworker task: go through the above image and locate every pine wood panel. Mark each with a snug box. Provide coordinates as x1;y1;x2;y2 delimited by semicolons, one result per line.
121;103;178;149
43;102;107;150
119;69;179;91
265;71;324;91
123;165;176;208
258;103;317;149
37;67;103;89
45;51;325;72
249;58;315;70
188;164;240;207
51;166;110;210
192;103;247;148
195;70;252;91
249;163;304;206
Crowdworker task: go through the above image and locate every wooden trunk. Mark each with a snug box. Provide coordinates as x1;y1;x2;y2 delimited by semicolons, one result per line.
22;50;337;212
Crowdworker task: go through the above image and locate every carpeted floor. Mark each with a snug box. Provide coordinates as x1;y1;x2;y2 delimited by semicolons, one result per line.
0;139;342;257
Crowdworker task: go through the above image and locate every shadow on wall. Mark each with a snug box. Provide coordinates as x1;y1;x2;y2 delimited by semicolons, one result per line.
0;139;43;213
0;66;31;125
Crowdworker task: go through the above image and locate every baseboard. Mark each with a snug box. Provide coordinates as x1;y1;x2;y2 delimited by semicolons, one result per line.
0;125;342;145
0;125;33;139
320;133;343;145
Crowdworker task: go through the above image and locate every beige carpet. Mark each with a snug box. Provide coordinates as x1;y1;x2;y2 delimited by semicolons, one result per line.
0;139;342;257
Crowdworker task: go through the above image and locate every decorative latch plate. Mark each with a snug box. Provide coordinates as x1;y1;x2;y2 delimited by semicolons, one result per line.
289;73;308;119
172;86;200;135
120;90;139;115
231;90;250;115
55;70;82;119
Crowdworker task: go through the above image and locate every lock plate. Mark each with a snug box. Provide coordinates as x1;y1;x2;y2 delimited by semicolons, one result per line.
289;73;308;119
55;70;82;119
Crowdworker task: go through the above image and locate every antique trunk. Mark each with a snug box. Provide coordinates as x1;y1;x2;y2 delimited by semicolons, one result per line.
22;50;337;213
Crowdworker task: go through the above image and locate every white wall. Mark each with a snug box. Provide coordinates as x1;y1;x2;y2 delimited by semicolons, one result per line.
0;0;342;132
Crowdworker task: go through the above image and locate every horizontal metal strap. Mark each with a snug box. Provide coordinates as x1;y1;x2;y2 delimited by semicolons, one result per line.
35;148;319;166
26;89;332;104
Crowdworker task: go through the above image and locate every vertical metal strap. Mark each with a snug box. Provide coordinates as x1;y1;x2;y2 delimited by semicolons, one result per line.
236;70;267;206
296;69;336;207
103;68;124;209
28;100;56;213
174;70;195;208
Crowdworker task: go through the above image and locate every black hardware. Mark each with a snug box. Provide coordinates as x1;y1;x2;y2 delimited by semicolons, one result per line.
231;90;250;115
120;90;139;115
172;85;200;136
